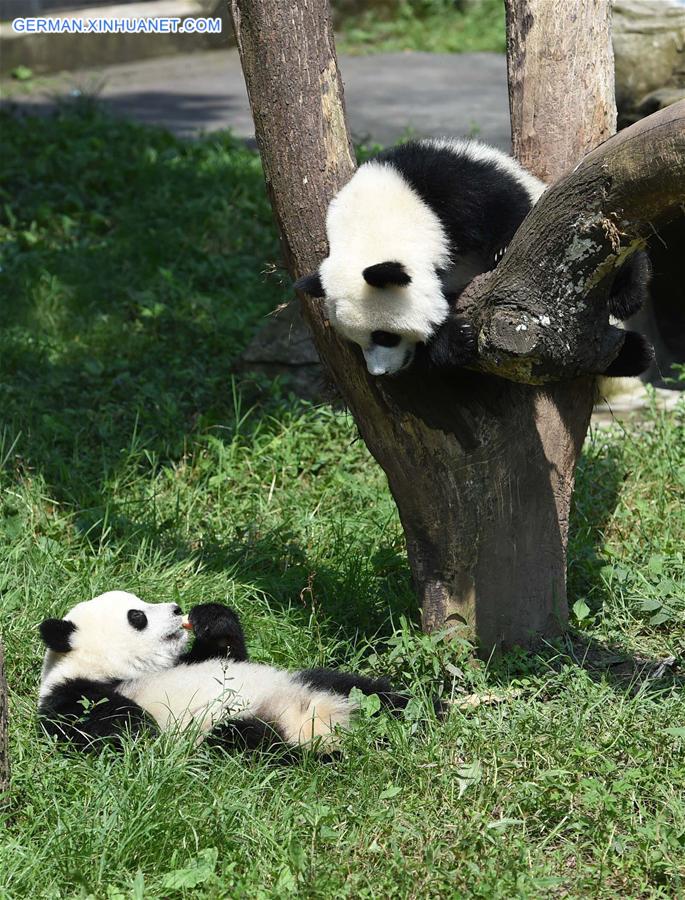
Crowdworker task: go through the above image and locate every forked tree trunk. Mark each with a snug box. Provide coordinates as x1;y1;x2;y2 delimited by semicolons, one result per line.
0;639;8;796
231;0;684;651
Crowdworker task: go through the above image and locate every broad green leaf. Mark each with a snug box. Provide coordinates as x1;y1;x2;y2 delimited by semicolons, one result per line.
161;848;218;890
572;599;590;621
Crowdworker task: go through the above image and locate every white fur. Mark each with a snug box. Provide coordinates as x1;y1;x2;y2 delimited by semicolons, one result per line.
39;592;355;749
320;161;450;346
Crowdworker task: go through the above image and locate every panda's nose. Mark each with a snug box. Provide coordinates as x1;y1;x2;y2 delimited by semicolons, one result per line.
172;605;183;616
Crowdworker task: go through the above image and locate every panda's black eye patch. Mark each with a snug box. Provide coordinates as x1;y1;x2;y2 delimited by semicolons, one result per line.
127;609;148;631
371;331;401;348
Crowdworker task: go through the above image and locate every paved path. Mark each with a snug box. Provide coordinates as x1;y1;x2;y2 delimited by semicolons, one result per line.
1;47;511;147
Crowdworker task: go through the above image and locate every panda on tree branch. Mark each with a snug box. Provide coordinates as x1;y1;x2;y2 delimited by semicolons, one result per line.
295;138;653;380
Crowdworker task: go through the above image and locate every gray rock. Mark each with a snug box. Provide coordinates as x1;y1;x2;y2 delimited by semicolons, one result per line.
613;0;685;123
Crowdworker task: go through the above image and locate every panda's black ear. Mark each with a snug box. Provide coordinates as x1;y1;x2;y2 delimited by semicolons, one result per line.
294;272;325;298
363;261;411;288
39;618;76;653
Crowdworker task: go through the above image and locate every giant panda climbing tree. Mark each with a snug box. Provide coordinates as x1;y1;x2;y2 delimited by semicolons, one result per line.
230;0;685;652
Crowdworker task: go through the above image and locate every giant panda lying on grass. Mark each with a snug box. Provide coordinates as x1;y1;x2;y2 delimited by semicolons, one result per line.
38;591;409;756
295;138;653;380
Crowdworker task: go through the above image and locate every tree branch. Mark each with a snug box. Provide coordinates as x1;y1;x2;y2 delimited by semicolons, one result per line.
457;100;685;383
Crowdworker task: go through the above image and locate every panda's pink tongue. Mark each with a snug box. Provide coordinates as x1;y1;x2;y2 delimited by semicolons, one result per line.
181;615;193;631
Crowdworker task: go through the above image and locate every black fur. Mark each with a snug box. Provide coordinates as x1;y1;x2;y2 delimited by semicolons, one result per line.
39;677;151;751
379;141;534;269
39;618;76;653
183;603;248;663
416;315;478;371
200;716;292;754
363;261;411;288
602;330;654;377
293;272;325;297
609;251;652;321
127;609;148;631
296;668;409;714
371;330;402;348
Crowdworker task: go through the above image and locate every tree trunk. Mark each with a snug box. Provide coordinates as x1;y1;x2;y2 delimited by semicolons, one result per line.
506;0;616;182
0;639;8;797
231;0;682;651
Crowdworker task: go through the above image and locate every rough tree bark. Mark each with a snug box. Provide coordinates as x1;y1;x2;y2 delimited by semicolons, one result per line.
231;0;684;651
0;639;8;796
506;0;616;182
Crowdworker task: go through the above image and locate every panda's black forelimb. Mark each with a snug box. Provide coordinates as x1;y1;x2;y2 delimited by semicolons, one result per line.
182;603;248;664
415;251;653;378
599;250;654;376
39;677;152;751
416;314;478;372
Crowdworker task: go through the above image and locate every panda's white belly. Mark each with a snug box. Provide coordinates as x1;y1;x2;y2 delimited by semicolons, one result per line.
122;660;286;732
122;660;355;746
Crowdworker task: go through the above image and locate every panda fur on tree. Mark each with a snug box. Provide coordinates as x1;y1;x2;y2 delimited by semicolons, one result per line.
295;138;653;380
38;591;408;755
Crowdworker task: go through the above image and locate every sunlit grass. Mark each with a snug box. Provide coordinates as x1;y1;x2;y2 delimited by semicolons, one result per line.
338;0;506;56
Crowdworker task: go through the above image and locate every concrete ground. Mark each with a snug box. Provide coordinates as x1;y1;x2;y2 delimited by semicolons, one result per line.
0;47;512;147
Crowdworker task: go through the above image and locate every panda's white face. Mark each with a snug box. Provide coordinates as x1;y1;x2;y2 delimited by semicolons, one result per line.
39;591;189;694
317;161;450;376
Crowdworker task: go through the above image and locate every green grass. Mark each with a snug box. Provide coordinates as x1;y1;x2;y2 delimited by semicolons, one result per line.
338;0;506;56
1;105;685;898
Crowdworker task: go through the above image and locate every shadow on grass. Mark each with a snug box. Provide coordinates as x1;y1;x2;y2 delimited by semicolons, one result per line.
485;631;684;700
0;102;420;643
0;100;284;502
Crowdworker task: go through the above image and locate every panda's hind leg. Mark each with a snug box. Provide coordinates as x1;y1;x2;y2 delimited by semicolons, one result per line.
279;688;353;750
204;715;300;762
296;668;409;714
296;669;445;722
608;250;651;321
602;330;654;377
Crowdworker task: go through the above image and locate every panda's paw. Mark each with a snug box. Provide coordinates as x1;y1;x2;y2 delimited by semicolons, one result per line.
426;316;478;370
453;318;478;360
602;330;654;377
187;603;248;661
